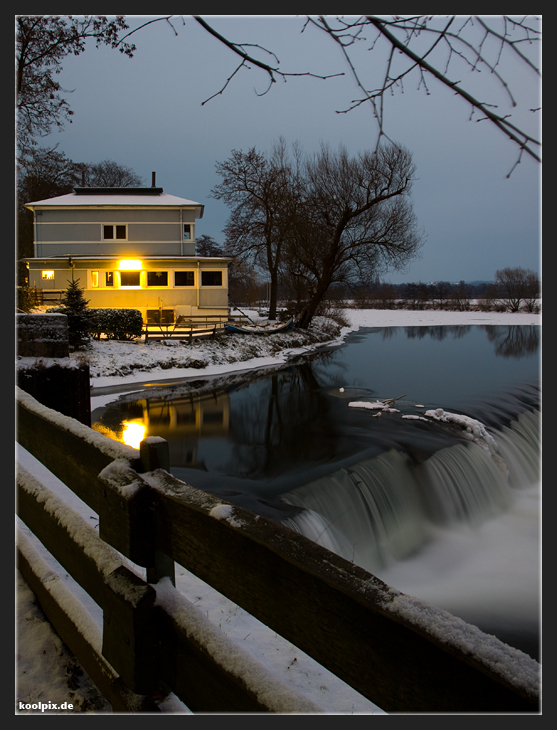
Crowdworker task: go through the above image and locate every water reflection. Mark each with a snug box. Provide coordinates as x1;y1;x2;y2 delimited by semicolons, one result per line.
483;325;539;358
404;325;471;341
382;323;540;359
93;389;230;469
121;420;146;449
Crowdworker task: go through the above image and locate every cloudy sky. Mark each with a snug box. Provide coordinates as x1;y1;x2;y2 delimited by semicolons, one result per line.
45;15;541;285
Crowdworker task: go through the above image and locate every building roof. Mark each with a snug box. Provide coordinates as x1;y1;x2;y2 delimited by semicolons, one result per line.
25;188;204;217
26;254;233;263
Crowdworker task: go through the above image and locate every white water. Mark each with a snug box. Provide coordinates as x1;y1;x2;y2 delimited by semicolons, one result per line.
282;408;541;658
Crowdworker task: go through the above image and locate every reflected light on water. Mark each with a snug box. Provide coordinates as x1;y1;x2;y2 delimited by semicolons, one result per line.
121;420;146;449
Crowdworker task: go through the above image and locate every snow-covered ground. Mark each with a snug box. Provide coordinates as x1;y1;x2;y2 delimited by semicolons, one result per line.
16;307;541;715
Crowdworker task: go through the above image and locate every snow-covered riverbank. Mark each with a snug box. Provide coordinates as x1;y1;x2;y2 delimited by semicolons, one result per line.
16;308;541;715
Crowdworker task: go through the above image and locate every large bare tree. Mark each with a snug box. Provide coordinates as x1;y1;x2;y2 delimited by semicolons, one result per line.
288;143;423;328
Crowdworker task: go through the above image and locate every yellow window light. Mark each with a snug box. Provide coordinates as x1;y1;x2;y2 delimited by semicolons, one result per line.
118;259;143;271
42;270;55;280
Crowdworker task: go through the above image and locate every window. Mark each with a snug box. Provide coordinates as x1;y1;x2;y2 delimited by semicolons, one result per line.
175;271;195;287
183;224;192;240
106;271;114;287
147;309;174;324
41;271;55;280
91;271;99;288
119;271;140;287
147;271;168;287
201;271;222;286
103;224;127;240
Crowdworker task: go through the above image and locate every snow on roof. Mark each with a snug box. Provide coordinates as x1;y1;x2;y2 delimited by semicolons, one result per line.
25;190;204;214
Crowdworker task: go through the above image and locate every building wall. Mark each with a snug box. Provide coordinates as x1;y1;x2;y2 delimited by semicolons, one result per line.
34;207;198;257
27;259;230;321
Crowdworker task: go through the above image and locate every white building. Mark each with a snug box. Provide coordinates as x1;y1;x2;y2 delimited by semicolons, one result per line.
24;177;231;323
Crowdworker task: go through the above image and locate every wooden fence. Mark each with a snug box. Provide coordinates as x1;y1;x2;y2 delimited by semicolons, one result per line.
16;386;541;714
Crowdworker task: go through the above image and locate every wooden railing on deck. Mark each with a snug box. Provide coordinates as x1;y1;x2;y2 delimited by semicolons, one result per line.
15;387;540;714
143;315;252;342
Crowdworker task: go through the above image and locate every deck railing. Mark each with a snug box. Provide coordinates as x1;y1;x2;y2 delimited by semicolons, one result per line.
142;315;253;342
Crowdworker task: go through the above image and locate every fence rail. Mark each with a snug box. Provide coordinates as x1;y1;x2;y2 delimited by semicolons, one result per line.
16;386;541;714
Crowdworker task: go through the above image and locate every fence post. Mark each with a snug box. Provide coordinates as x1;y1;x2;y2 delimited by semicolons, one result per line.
139;438;176;586
102;565;159;695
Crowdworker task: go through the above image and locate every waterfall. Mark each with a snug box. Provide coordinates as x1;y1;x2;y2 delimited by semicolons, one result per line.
283;449;427;571
281;407;540;576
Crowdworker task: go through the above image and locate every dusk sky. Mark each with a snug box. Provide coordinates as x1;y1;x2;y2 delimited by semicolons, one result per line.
43;15;541;285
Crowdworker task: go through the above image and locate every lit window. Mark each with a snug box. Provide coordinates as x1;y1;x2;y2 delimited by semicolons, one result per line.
201;271;222;286
103;224;127;240
175;271;194;287
147;271;168;287
42;271;55;280
118;260;142;270
91;271;99;288
106;272;114;287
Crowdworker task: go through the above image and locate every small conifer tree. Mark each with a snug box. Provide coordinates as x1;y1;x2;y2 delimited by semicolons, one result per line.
61;278;91;349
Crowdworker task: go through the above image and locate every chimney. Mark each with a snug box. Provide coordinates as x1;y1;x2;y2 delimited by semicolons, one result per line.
152;171;156;187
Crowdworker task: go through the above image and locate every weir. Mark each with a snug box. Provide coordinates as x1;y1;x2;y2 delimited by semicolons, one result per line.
282;408;539;571
281;405;540;659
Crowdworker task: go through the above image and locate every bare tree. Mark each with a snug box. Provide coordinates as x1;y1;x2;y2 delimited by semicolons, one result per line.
81;159;144;187
17;146;84;281
195;234;224;257
16;16;135;154
495;267;540;312
288;143;423;329
212;140;294;319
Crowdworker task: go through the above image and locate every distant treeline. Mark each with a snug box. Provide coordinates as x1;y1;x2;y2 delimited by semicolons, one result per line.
236;278;540;314
324;279;540;313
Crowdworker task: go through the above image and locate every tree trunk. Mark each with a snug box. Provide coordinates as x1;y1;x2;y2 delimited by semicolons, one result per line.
268;273;278;320
296;278;331;329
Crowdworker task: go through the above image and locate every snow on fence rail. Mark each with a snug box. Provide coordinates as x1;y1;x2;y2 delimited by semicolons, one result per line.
15;386;541;714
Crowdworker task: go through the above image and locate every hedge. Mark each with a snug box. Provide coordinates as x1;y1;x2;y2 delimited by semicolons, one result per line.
46;307;144;341
88;308;144;340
